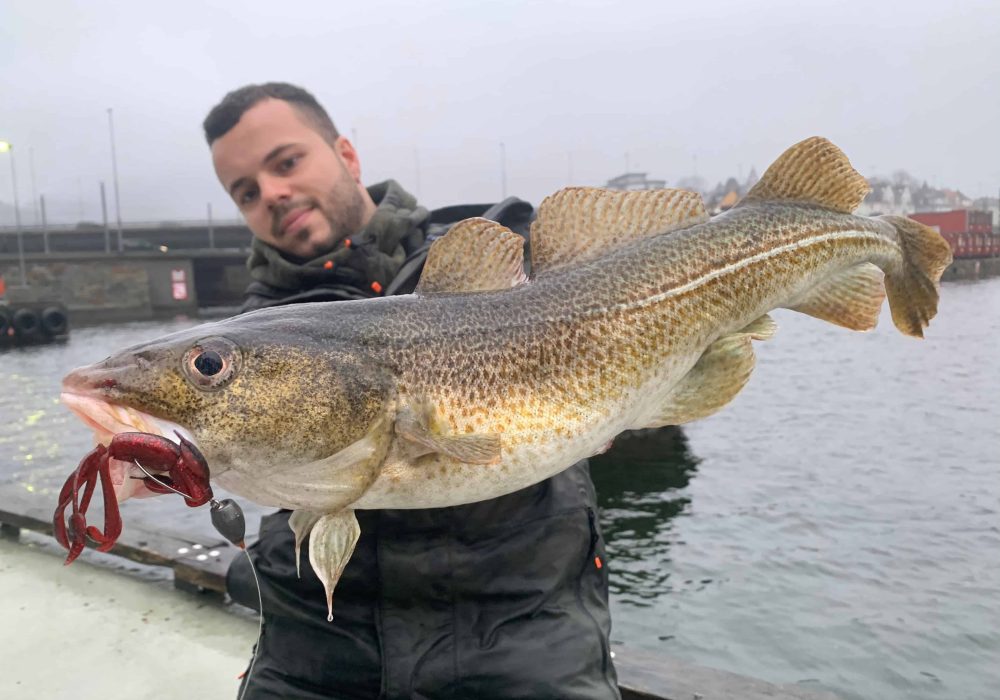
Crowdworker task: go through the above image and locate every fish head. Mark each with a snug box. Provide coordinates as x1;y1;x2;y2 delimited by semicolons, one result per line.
60;310;393;505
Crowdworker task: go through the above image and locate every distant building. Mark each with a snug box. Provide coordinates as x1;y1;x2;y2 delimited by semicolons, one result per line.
857;179;913;216
972;197;1000;232
604;172;667;191
704;170;759;213
857;177;978;217
919;186;973;212
910;209;998;259
604;165;992;228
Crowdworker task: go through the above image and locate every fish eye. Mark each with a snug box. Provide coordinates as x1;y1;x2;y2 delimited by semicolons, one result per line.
182;337;241;390
194;350;224;376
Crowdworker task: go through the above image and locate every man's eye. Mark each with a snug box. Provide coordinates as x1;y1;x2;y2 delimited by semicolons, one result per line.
239;188;258;206
278;156;299;172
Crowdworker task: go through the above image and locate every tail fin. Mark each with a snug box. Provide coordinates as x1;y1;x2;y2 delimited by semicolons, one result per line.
879;215;953;338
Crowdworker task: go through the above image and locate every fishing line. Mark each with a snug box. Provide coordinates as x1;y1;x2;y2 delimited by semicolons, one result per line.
132;460;263;700
235;545;264;700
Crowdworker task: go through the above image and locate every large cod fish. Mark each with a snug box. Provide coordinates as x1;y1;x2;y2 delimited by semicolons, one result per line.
59;138;952;617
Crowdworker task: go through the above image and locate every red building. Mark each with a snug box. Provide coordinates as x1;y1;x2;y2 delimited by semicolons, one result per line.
909;209;999;258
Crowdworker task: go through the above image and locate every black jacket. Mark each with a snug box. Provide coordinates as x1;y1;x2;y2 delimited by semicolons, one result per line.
229;190;620;699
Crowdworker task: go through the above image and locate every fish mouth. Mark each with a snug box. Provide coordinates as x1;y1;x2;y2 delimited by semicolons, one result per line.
59;390;196;503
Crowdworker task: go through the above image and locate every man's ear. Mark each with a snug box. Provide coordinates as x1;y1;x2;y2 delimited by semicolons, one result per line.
334;136;362;183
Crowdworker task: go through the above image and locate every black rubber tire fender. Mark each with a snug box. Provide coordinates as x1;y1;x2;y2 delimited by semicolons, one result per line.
12;308;41;338
41;306;69;336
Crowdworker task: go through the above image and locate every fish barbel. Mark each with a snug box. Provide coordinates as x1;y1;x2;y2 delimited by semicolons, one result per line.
59;137;952;616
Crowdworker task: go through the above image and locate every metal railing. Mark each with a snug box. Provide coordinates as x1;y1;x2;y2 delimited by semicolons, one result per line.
0;218;247;234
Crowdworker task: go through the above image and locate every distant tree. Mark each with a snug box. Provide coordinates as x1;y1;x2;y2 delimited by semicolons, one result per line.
891;170;920;188
674;176;707;194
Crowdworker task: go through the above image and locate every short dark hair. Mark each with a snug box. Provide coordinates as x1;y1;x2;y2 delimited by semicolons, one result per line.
202;82;340;146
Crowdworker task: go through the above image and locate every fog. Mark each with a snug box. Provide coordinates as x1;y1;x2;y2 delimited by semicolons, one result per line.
1;0;998;224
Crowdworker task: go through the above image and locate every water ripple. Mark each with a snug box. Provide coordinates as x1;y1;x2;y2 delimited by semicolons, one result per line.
2;280;999;700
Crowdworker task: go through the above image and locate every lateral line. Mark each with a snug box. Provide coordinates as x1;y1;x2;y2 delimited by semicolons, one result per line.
575;228;894;319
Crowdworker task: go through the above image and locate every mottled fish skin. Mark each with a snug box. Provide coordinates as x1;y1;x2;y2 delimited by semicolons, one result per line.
352;203;912;508
60;136;954;617
60;137;950;516
64;204;903;507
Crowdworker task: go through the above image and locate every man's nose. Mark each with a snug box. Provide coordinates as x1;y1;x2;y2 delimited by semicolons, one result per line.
259;174;292;209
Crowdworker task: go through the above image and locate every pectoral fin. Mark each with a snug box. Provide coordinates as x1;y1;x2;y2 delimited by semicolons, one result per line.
288;509;323;578
308;509;361;622
644;316;776;427
396;405;502;464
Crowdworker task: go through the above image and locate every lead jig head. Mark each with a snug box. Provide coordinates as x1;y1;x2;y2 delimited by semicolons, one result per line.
210;498;246;548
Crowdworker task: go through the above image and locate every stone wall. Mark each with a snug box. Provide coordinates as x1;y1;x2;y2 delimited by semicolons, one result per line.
0;254;203;323
942;257;1000;281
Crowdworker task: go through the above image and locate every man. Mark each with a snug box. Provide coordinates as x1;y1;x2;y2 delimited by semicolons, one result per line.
204;82;619;699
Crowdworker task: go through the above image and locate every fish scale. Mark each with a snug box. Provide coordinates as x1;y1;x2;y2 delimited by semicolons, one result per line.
56;137;952;617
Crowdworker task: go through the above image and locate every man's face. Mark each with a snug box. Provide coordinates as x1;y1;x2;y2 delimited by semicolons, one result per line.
211;99;372;260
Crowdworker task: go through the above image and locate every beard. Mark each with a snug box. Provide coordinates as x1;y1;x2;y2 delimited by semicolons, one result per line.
271;166;367;260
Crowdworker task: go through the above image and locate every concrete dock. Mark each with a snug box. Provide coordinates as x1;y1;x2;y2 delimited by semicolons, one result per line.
0;532;256;699
0;483;842;700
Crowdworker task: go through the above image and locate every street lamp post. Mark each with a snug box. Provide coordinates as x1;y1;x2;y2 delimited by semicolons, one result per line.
107;108;123;252
500;141;507;200
414;148;421;199
207;202;215;249
0;140;28;287
29;146;39;226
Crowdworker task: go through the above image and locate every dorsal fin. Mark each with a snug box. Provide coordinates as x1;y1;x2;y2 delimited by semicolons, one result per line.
530;187;708;274
415;218;527;294
738;137;871;214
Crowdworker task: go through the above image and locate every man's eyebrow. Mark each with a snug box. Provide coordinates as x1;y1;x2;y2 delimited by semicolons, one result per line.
227;143;300;196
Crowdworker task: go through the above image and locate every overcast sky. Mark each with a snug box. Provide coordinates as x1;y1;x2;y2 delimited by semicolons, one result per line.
1;0;998;225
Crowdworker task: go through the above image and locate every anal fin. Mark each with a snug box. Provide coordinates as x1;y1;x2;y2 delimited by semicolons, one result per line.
644;315;776;427
789;263;885;331
741;314;778;340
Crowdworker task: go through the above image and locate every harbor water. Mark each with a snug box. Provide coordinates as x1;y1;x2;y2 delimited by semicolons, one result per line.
1;278;997;700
